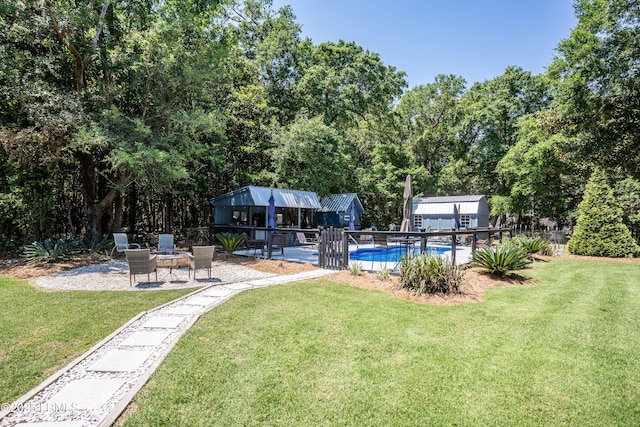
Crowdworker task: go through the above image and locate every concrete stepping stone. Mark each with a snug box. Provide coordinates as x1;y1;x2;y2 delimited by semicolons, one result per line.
200;287;235;297
118;330;173;347
87;349;153;372
246;277;280;287
43;378;126;411
142;316;184;329
182;296;218;307
162;305;201;315
225;282;252;291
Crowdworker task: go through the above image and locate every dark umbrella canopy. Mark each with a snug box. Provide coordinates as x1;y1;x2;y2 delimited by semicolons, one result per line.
268;191;276;228
400;174;414;232
454;204;461;230
348;201;355;230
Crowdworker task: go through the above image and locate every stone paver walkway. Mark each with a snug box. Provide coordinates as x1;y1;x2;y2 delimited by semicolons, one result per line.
0;269;332;427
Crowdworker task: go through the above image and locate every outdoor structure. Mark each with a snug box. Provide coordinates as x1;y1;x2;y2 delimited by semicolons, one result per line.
316;193;365;228
412;195;490;230
210;186;322;229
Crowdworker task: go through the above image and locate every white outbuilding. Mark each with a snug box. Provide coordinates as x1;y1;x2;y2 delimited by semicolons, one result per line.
412;195;490;230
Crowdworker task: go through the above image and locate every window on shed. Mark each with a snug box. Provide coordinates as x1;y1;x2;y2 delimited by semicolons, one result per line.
460;214;470;228
414;215;423;229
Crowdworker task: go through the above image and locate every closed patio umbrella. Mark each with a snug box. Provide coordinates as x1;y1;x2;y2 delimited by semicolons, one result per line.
268;191;276;228
454;203;461;230
348;201;355;230
400;174;414;232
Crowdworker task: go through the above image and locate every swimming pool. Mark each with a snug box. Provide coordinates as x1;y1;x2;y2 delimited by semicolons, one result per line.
349;246;455;263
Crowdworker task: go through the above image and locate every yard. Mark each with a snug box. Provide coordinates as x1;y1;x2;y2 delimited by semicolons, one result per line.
2;256;639;425
115;257;640;426
0;277;195;403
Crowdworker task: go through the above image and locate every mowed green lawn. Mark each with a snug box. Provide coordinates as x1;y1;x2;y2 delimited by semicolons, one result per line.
119;258;640;426
0;277;196;403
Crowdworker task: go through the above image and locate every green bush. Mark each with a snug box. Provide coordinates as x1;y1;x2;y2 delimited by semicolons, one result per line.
399;254;464;294
568;168;640;257
23;235;87;263
507;234;550;256
471;245;531;275
215;233;245;254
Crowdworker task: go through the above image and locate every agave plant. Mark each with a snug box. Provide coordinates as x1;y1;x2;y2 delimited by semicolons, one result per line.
215;232;245;255
471;245;531;275
23;235;87;263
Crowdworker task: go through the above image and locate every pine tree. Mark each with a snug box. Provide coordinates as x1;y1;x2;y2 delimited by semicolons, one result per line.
568;168;640;257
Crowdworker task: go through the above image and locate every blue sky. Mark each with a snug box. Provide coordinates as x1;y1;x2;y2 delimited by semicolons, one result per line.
270;0;577;88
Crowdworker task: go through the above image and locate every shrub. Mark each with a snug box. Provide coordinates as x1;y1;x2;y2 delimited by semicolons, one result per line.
23;235;87;263
349;262;363;276
399;254;464;294
471;245;531;275
507;234;550;257
215;233;245;255
89;234;113;255
568;168;640;258
376;268;391;282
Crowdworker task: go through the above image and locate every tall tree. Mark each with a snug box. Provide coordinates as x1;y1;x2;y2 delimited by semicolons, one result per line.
496;113;583;226
396;74;467;194
550;0;640;178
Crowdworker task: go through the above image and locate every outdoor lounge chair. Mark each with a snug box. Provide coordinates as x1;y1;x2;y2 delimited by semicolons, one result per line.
188;245;215;279
158;234;176;254
296;232;316;247
125;248;157;286
112;233;140;256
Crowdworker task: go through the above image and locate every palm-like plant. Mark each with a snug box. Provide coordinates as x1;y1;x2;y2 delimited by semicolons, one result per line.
215;233;245;255
471;245;531;275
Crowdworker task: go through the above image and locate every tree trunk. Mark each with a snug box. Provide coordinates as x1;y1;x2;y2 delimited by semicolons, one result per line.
128;182;137;233
164;194;172;233
113;192;123;232
75;152;120;245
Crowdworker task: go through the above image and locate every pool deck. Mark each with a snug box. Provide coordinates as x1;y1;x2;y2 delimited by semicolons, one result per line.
234;242;473;272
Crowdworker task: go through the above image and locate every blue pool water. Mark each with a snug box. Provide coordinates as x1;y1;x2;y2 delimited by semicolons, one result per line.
350;246;455;263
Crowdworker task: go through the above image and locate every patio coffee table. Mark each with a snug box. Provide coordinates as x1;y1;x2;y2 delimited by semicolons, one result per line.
156;252;188;281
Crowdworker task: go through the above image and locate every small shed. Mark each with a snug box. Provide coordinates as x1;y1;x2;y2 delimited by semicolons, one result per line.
210;186;321;228
316;193;365;228
412;195;489;230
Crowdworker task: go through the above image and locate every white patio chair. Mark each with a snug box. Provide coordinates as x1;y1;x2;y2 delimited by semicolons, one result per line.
158;234;176;254
112;233;140;257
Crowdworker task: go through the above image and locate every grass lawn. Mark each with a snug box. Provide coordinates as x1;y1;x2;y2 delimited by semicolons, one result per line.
119;257;640;426
0;277;196;403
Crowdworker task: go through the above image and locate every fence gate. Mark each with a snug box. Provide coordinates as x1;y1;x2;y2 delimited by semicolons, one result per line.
318;227;348;270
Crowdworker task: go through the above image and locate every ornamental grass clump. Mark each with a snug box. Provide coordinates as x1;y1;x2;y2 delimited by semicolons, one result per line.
507;234;551;257
399;254;463;294
471;245;531;275
215;233;245;255
349;262;363;276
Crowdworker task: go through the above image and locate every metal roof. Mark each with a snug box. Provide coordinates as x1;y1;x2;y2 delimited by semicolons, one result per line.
210;186;322;209
413;195;487;216
319;193;364;214
414;195;485;204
